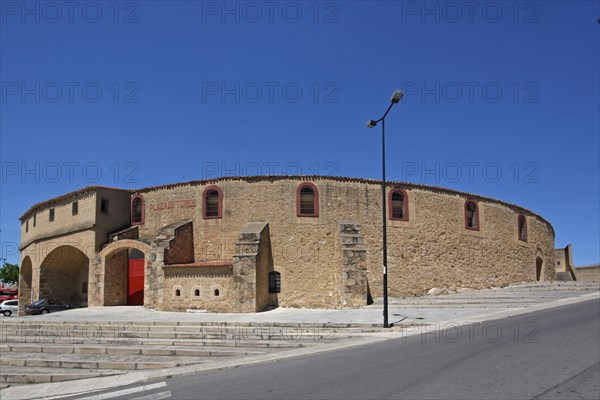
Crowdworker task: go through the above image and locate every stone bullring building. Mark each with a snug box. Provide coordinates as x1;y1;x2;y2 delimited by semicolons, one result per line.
18;176;555;313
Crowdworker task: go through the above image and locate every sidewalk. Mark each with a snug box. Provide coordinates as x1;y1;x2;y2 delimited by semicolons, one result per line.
10;281;599;325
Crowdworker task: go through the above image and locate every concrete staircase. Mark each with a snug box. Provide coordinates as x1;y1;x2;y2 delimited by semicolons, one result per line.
0;321;382;385
380;281;599;308
554;271;575;281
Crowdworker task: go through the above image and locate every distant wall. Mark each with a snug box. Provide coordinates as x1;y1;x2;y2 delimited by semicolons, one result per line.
554;245;575;273
572;265;600;282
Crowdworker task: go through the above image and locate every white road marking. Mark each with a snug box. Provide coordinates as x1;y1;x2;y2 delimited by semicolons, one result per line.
130;390;172;400
76;382;167;400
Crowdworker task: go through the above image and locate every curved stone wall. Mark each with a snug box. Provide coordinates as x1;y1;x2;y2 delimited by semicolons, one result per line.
19;176;555;311
135;176;555;307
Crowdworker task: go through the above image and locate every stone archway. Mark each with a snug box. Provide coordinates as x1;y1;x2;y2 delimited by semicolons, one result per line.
535;247;545;282
536;257;544;281
100;240;152;306
39;246;89;306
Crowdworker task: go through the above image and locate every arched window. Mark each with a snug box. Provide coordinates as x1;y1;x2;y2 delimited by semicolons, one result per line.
131;195;144;225
269;271;281;293
389;188;409;221
203;186;223;219
214;289;220;297
194;289;200;297
296;183;319;217
465;200;479;230
175;289;181;297
518;214;527;241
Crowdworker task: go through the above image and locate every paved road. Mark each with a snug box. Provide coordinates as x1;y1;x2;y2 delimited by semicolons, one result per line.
100;298;599;400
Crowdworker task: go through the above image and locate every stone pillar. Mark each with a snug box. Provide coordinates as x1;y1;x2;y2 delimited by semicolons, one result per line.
88;255;102;307
337;220;368;307
148;240;167;309
232;222;270;313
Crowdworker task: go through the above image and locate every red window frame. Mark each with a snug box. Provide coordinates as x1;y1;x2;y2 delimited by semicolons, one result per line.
517;213;528;242
464;199;480;231
388;188;409;221
131;194;145;225
296;182;319;217
203;185;223;219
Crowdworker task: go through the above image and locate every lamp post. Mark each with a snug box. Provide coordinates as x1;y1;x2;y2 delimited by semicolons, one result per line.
366;89;403;329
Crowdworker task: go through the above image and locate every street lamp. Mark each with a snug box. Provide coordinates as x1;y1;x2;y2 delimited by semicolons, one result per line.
365;89;403;328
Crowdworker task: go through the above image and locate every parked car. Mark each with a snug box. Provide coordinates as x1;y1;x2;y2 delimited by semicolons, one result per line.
24;299;77;315
0;299;18;316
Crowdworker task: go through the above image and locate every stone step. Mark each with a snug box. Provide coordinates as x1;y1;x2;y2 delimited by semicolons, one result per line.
0;323;379;337
0;329;344;341
554;272;575;281
0;335;320;348
0;352;206;370
0;367;126;384
0;343;264;357
2;318;375;325
0;324;347;344
0;333;340;346
0;321;379;332
382;296;594;305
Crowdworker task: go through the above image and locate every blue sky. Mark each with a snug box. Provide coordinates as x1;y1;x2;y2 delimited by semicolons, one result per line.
1;1;598;266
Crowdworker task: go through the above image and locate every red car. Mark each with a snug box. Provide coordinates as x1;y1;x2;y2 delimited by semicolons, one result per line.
0;288;18;303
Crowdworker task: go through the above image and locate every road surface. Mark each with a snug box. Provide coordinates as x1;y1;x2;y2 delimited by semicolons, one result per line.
81;298;600;400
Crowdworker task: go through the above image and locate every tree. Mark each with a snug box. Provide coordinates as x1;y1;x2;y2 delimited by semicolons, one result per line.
0;262;19;286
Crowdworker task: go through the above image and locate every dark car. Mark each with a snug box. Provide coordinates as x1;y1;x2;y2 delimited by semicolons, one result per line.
24;299;77;315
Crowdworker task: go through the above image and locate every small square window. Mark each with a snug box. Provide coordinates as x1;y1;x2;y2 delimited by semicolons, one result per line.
49;208;55;222
72;201;78;216
100;199;109;214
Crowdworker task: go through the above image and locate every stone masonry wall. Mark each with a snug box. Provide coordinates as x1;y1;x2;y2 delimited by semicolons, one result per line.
136;177;554;308
162;266;233;312
21;176;556;312
163;221;194;265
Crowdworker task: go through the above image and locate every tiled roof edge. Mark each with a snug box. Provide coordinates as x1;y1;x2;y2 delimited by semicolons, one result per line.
19;186;133;221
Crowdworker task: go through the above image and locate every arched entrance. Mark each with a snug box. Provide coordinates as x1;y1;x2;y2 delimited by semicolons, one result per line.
102;242;149;306
39;246;89;306
536;257;544;281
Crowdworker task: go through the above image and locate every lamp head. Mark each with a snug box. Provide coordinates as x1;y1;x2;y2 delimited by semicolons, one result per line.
366;120;378;128
390;90;403;103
